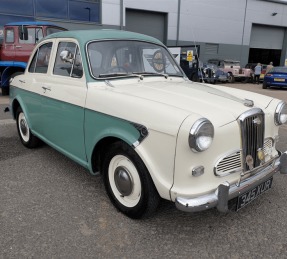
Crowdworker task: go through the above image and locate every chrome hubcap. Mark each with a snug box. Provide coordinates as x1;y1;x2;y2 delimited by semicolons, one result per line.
20;119;28;136
114;166;133;196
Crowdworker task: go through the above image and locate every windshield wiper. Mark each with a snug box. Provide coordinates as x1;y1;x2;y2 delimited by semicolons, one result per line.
98;72;128;78
132;72;169;78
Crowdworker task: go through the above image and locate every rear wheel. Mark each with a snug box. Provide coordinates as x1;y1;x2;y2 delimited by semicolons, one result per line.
227;73;235;83
1;87;9;96
1;72;24;96
262;81;268;89
16;107;41;148
102;141;160;219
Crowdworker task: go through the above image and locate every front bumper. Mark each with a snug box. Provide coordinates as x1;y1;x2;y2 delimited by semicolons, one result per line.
175;152;287;213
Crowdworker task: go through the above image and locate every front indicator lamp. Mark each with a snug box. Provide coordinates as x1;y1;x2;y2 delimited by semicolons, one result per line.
189;118;214;152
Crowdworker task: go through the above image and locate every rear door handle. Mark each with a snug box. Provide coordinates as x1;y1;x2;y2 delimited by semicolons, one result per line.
15;46;22;49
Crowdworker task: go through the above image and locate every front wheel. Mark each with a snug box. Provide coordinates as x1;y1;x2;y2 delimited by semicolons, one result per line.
16;107;41;148
262;81;268;89
102;141;160;219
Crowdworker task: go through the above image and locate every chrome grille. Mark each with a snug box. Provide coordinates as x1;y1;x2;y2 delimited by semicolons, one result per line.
238;108;265;171
215;150;242;176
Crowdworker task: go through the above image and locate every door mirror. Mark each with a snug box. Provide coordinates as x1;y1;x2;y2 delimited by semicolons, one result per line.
19;26;28;41
60;50;74;64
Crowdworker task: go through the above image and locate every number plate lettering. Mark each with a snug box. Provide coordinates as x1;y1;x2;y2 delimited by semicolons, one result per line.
237;178;273;211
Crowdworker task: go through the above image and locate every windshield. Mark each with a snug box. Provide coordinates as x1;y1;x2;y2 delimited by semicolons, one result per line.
224;61;240;66
87;40;183;78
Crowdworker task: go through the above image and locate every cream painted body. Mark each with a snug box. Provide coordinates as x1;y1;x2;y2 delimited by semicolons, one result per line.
11;35;283;203
84;77;281;201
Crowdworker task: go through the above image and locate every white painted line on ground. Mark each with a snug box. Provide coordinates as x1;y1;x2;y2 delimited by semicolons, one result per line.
0;119;15;125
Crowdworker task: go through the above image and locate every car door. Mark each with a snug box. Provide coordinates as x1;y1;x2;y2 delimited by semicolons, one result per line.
41;40;87;164
2;27;15;60
21;41;54;137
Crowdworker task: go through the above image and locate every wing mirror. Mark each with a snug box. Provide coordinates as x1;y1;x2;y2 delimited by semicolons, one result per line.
60;50;74;64
19;25;28;41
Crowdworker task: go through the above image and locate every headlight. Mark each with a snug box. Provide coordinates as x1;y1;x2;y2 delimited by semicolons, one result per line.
275;101;287;125
189;118;214;152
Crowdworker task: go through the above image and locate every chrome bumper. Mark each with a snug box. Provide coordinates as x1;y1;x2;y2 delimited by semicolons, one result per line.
175;153;287;213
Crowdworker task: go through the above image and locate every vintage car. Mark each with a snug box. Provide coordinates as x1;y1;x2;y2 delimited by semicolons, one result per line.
208;59;252;82
245;63;267;82
198;63;228;84
9;30;287;219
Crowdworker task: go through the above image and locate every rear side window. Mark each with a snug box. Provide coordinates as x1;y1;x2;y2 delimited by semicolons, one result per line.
53;42;83;78
5;28;14;43
28;42;53;74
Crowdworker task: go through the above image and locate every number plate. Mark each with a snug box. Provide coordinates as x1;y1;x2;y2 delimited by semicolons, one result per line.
274;78;285;82
236;178;273;211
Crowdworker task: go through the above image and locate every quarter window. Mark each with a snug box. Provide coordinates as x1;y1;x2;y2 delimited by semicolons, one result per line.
28;42;53;74
5;28;14;43
53;42;83;78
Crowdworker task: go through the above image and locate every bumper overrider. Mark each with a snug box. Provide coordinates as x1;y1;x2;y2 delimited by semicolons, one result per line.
175;151;287;213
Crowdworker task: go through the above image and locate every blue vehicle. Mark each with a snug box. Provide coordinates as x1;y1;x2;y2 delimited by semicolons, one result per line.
263;66;287;89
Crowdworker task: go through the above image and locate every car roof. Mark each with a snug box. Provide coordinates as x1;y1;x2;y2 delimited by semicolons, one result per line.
44;29;163;46
6;21;61;27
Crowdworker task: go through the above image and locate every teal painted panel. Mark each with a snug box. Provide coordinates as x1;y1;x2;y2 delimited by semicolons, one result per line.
84;109;141;167
42;97;87;163
11;87;44;136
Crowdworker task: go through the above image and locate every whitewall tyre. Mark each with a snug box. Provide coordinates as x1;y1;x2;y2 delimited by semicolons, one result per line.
103;141;160;219
16;107;41;148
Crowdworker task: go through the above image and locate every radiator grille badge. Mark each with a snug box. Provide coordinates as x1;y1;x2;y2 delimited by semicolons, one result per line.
246;155;254;170
253;117;262;125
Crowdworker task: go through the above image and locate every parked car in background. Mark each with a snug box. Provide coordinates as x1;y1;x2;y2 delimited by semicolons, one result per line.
9;29;287;219
245;63;267;82
263;66;287;89
260;64;268;82
198;63;228;84
208;59;252;82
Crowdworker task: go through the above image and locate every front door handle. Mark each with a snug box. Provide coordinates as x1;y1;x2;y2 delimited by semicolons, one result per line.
42;86;51;92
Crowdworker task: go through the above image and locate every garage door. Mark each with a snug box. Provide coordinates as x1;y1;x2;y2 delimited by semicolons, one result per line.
250;24;284;49
126;9;166;43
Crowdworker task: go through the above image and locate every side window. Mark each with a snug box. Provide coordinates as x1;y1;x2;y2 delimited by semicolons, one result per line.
19;28;43;44
5;28;14;43
53;42;83;78
28;42;53;74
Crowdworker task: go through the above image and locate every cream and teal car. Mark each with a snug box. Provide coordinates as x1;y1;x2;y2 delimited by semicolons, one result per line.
9;30;287;219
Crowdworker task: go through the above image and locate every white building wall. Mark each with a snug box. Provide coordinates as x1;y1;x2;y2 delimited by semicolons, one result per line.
101;0;287;44
100;0;287;64
179;0;246;45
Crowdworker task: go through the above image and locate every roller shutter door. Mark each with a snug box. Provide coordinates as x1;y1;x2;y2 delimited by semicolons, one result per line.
126;9;166;43
250;24;284;49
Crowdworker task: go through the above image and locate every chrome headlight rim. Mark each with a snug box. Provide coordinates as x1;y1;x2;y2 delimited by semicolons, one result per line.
189;118;214;152
275;101;287;126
